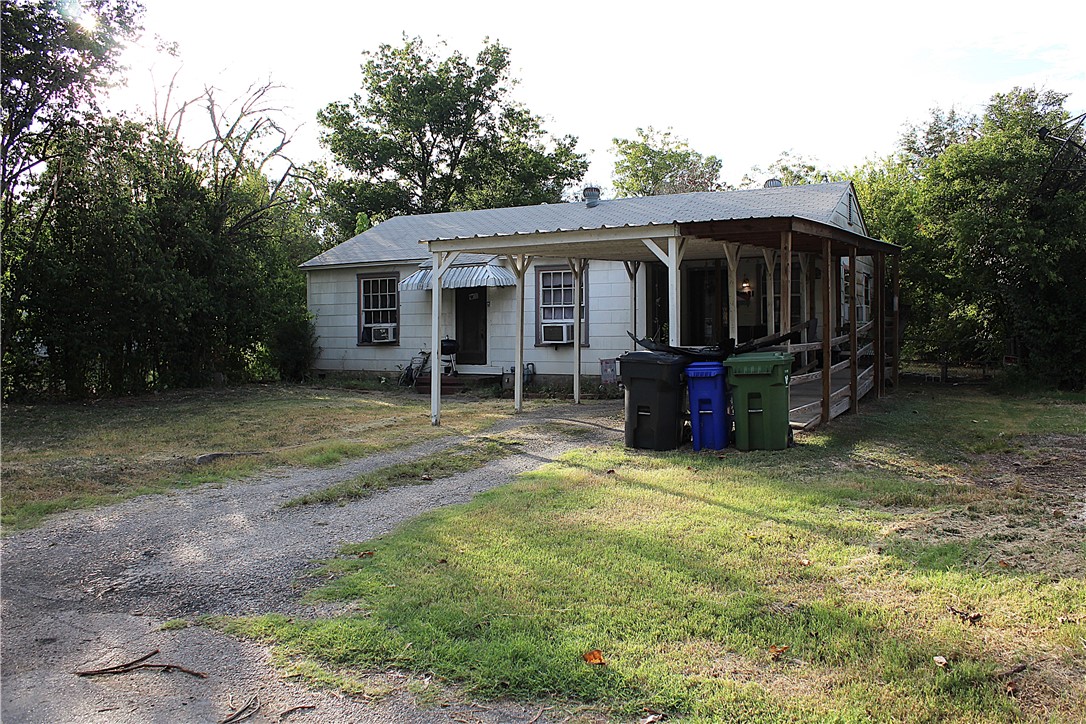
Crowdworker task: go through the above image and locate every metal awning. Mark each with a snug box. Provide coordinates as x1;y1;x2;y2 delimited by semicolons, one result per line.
399;261;517;291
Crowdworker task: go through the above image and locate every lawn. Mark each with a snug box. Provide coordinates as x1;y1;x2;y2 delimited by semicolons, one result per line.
226;383;1086;722
1;384;512;530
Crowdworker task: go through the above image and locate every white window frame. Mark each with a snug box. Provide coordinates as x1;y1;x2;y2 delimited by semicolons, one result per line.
535;265;588;346
357;273;400;345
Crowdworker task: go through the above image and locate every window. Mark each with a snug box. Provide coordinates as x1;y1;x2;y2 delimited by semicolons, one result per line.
357;273;399;344
536;266;588;345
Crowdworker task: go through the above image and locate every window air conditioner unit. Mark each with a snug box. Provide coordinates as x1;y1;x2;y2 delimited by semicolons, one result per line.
541;322;574;344
370;324;397;343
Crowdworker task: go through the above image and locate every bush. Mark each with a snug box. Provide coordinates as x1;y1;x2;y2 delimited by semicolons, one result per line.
270;315;319;382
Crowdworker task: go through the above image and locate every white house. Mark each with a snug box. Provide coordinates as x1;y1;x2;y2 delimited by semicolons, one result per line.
301;181;899;428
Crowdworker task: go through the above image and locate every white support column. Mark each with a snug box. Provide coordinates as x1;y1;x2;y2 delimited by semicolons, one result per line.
762;248;777;336
430;250;459;426
623;261;641;350
723;242;741;343
642;237;685;346
568;258;588;404
509;254;533;413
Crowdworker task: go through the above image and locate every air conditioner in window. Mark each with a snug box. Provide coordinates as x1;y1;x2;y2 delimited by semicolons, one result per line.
370;324;397;343
541;322;574;344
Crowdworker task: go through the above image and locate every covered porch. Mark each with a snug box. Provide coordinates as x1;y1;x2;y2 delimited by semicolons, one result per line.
421;192;901;433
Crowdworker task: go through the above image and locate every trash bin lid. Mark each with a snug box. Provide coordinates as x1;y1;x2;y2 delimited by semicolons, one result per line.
725;351;793;375
686;361;725;378
619;351;689;365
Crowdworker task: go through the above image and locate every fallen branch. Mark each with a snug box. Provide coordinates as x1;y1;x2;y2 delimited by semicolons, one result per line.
75;649;208;679
528;705;554;724
946;605;983;626
220;695;260;723
994;663;1029;680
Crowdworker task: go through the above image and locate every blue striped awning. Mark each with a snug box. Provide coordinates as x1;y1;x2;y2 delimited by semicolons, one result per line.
399;262;517;291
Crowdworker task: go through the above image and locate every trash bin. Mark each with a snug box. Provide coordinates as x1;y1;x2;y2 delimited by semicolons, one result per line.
726;351;793;451
686;361;728;451
618;351;688;450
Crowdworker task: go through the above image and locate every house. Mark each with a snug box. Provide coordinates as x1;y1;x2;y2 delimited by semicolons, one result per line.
301;181;900;428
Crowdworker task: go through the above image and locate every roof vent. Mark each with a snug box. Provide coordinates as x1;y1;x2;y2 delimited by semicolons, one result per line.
583;185;601;207
763;178;783;188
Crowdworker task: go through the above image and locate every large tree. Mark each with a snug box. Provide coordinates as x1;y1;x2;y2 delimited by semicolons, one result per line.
611;126;724;197
317;36;587;236
853;88;1086;388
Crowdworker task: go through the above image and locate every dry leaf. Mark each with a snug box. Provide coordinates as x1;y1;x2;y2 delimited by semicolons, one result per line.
998;560;1011;568
1004;680;1019;696
1052;509;1065;518
768;644;790;661
933;656;949;668
420;474;433;481
639;712;664;724
583;649;606;666
358;550;376;558
799;558;812;567
605;469;616;474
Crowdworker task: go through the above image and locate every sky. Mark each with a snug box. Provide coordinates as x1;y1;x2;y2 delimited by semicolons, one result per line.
102;0;1086;192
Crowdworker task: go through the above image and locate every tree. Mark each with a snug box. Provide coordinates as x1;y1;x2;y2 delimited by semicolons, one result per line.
1;0;142;229
853;87;1086;388
317;36;586;237
741;150;839;188
611;127;724;197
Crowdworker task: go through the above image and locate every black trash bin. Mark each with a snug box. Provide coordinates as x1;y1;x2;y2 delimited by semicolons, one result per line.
618;351;689;450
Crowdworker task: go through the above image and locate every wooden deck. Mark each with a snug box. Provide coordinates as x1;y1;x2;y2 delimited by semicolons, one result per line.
788;362;876;429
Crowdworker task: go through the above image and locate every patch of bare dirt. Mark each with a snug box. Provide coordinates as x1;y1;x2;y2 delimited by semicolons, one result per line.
891;434;1086;577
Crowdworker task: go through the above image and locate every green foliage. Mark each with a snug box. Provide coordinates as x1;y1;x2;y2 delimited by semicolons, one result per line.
853;87;1086;388
611;126;724;197
317;36;587;237
741;150;840;188
270;313;319;382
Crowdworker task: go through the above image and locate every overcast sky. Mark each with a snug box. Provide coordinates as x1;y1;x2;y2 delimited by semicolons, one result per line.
103;0;1086;191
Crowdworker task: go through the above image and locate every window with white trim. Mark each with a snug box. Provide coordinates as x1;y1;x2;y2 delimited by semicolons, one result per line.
536;266;588;345
357;273;400;345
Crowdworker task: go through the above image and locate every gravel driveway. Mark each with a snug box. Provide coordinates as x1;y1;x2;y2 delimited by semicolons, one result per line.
1;400;624;724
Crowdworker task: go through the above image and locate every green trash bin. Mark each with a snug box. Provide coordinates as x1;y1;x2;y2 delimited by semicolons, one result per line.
726;351;793;451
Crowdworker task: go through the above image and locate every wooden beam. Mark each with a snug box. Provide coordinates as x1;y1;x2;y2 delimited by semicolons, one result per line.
509;254;533;413
781;231;792;333
891;253;900;389
431;250;460;425
723;242;742;342
821;238;832;424
849;247;858;414
568;258;587;404
762;248;777;335
874;251;885;398
624;261;640;350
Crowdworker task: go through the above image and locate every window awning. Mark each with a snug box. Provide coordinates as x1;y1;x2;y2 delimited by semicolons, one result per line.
399;262;518;291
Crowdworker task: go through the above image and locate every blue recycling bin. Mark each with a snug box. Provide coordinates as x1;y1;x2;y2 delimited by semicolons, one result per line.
686;361;729;451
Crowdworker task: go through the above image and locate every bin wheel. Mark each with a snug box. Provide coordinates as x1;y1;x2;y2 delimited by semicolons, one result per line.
787;427;795;448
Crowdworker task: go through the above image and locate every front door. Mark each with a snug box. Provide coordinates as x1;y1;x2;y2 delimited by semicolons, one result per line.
455;287;487;365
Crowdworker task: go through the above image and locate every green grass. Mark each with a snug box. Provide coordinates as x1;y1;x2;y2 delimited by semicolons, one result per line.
284;435;524;507
226;384;1086;722
1;384;512;530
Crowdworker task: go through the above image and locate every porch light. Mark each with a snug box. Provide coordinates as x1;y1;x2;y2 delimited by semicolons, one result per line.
740;278;752;293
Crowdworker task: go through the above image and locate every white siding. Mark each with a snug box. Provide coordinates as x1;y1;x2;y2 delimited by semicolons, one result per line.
307;259;643;377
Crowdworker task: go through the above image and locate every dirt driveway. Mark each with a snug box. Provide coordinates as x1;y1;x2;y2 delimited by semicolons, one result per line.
1;400;624;724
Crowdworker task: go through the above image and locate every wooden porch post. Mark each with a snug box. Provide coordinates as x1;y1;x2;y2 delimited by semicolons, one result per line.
892;254;900;389
821;239;832;424
568;258;587;404
849;247;858;413
431;250;459;425
780;232;792;334
510;254;533;413
723;242;742;343
624;261;640;350
762;248;777;336
800;253;811;366
874;251;885;398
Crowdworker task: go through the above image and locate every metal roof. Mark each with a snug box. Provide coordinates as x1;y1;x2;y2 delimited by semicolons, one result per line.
399;261;518;291
301;182;878;269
